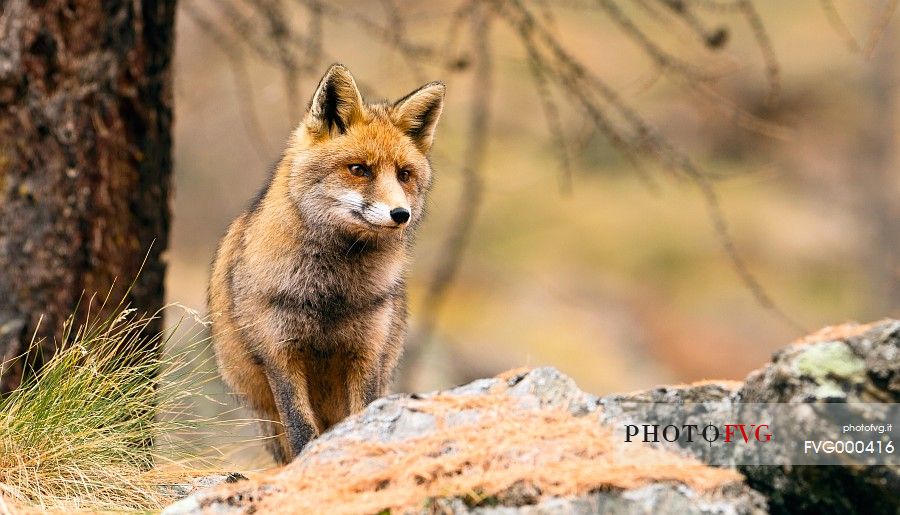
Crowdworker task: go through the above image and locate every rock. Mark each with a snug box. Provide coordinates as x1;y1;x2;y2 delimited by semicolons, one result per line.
164;320;898;514
427;483;765;515
160;473;249;501
739;319;899;403
736;320;900;515
164;368;763;515
600;319;899;515
598;381;743;467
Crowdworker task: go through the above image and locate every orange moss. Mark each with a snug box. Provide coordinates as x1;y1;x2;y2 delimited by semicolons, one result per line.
617;379;742;397
494;367;533;382
210;391;743;514
682;379;743;390
793;319;888;345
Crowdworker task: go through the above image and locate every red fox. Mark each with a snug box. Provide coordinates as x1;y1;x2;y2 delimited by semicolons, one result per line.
208;64;445;464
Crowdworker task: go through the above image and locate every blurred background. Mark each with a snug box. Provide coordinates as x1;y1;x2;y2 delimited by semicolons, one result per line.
165;0;898;463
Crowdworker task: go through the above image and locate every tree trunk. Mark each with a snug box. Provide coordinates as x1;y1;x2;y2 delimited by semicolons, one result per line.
0;0;176;393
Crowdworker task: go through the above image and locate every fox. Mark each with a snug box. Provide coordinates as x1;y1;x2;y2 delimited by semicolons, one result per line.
208;64;445;464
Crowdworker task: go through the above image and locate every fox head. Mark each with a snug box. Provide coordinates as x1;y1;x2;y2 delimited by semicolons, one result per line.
286;64;445;243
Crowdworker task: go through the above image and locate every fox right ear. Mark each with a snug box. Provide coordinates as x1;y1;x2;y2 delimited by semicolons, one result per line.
305;64;364;138
392;81;445;153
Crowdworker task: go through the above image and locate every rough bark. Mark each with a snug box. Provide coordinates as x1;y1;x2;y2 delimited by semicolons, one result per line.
0;0;175;393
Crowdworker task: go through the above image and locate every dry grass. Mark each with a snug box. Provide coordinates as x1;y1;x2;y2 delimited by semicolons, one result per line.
0;300;229;513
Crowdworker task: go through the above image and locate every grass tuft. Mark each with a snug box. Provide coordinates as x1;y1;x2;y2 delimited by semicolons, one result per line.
0;300;228;513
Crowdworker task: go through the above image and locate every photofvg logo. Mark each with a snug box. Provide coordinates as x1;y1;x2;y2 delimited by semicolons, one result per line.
605;402;898;466
624;423;772;445
805;422;895;455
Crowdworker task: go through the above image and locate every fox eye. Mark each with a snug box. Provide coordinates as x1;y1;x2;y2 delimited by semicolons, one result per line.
347;164;371;178
397;169;411;183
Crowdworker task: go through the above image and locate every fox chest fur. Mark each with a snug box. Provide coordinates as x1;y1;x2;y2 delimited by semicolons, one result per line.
231;218;407;355
209;64;444;464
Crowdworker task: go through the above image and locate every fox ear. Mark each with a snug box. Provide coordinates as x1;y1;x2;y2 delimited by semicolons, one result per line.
393;81;446;153
306;64;364;137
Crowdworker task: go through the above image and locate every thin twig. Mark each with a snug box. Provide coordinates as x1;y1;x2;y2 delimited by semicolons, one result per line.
404;3;493;385
182;1;275;161
596;0;709;80
499;0;805;331
248;0;304;122
527;55;574;195
819;0;861;52
736;0;780;104
380;0;428;83
864;0;899;59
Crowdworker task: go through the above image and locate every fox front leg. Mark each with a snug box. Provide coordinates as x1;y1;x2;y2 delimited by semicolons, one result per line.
263;358;319;460
345;352;383;414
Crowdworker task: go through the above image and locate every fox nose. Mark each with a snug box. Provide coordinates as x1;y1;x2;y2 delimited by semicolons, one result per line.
390;207;410;224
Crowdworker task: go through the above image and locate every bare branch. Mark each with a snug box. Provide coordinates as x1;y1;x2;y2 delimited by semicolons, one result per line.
246;0;304;122
527;54;574;195
182;1;275;161
293;0;438;61
864;0;899;59
736;0;780;104
596;0;710;80
657;0;731;49
819;0;861;52
440;0;477;69
305;0;324;71
496;0;805;331
379;0;428;83
403;4;493;384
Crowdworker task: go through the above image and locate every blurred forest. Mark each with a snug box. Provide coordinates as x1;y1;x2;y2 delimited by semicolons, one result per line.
162;0;900;462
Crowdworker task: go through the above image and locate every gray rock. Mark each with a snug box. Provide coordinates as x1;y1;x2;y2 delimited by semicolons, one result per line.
432;484;765;515
503;366;599;415
164;320;898;515
599;320;900;515
599;381;743;467
160;473;248;501
736;320;900;515
164;368;762;515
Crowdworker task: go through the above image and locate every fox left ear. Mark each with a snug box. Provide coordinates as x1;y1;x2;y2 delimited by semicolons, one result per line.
306;64;364;138
393;81;446;153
